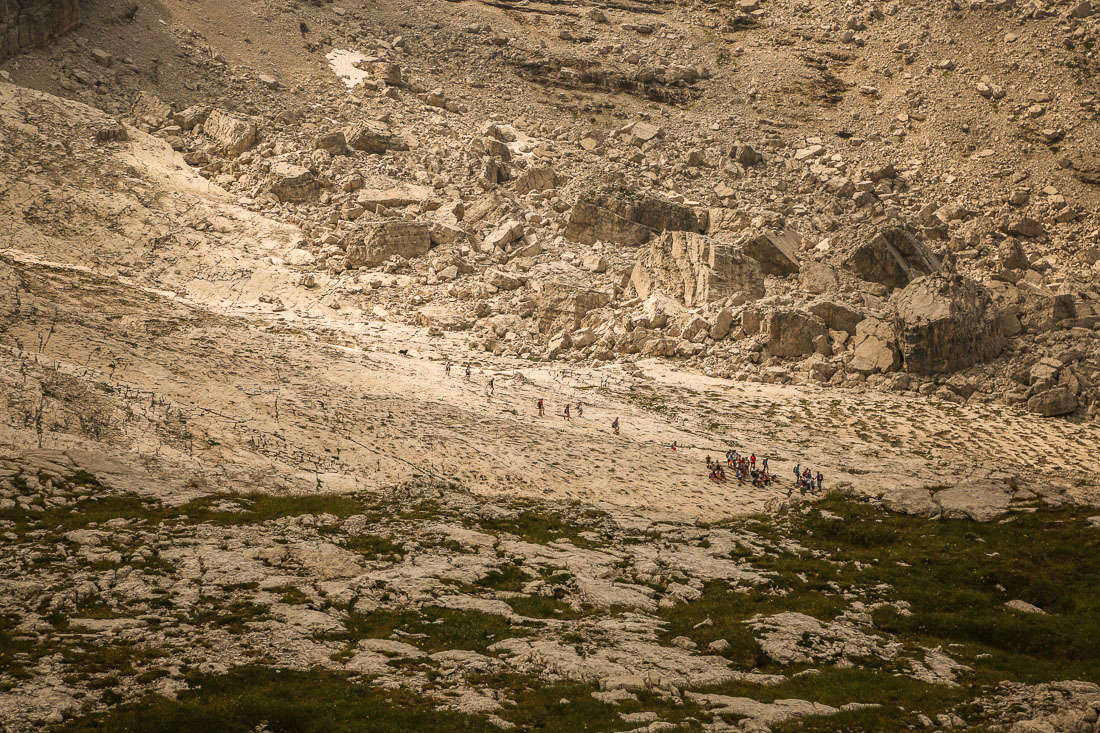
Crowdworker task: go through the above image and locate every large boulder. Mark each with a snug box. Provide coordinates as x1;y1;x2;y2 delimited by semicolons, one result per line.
740;229;800;276
346;221;430;268
849;317;900;373
1027;387;1076;417
529;277;611;332
632;231;765;307
313;130;348;155
514;166;559;195
845;227;941;290
345;121;406;154
356;183;434;212
269;162;318;202
891;274;1004;375
808;300;864;335
762;309;827;357
203;109;257;157
565;190;707;246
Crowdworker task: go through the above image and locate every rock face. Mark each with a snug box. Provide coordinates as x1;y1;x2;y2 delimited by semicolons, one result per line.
892;274;1004;375
631;231;765;307
0;0;79;60
762;309;828;357
845;227;941;290
203;109;257;157
565;190;706;246
740;229;801;276
530;276;610;332
346;221;431;268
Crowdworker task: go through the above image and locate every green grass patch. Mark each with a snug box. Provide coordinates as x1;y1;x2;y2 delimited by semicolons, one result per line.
475;511;601;549
58;666;499;732
331;606;533;654
341;534;404;560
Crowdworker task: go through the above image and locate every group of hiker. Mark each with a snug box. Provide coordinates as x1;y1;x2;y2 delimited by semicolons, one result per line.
443;360;825;498
705;451;824;497
446;362;620;434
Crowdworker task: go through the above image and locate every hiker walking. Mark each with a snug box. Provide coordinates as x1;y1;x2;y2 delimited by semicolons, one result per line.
465;363;471;380
612;417;620;435
816;471;824;493
537;398;545;417
563;404;571;419
445;361;452;377
576;402;583;417
671;441;677;452
488;377;494;395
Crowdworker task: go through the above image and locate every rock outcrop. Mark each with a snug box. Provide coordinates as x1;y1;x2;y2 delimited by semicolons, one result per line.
530;276;611;332
845;227;941;290
892;274;1004;375
0;0;78;60
849;317;901;373
203;109;257;157
565;190;706;246
345;120;407;154
740;229;801;276
269;162;318;203
762;309;828;357
631;231;765;307
1027;387;1077;417
346;221;431;268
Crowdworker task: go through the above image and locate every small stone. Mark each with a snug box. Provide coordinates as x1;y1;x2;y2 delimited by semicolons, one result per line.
1004;599;1046;614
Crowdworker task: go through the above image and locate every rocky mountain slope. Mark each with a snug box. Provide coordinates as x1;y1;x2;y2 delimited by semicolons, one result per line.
1;0;1099;730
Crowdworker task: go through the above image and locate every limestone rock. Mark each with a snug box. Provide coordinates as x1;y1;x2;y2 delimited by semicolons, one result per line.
740;229;801;276
565;190;706;246
582;253;608;273
933;483;1012;521
530;276;611;332
1005;600;1046;614
346;221;431;268
268;162;318;202
486;269;522;291
131;91;173;126
880;488;939;518
313;130;348;155
1027;387;1076;417
175;105;210;131
484;220;524;250
808;300;864;335
0;0;80;61
850;317;900;373
345;121;405;154
762;309;827;357
514;166;558;195
1017;291;1076;332
203;109;257;157
800;261;839;293
845;227;941;290
356;183;434;212
892;274;1004;375
631;231;765;307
